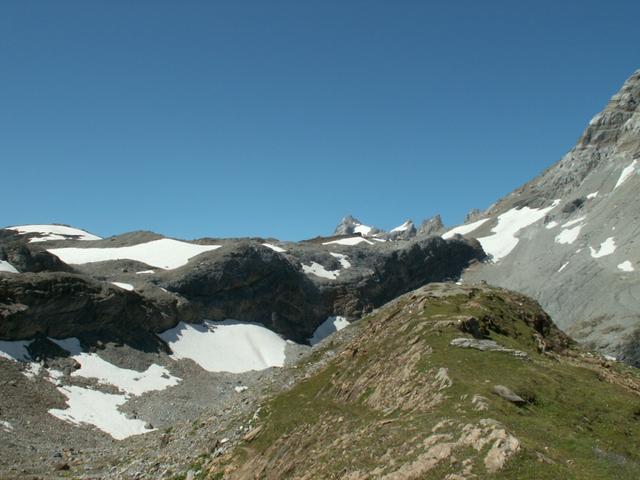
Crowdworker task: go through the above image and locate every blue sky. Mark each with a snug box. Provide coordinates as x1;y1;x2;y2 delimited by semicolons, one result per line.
2;1;639;240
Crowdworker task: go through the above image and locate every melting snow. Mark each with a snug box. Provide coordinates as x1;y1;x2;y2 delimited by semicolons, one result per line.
0;260;18;273
442;218;490;239
477;200;560;261
302;262;339;280
323;237;374;246
545;221;559;230
618;261;635;272
330;252;351;269
555;225;583;245
48;238;221;270
111;282;134;291
614;159;637;190
587;191;599;199
49;386;153;440
590;237;617;258
158;320;288;373
308;316;350;346
7;224;101;242
262;243;286;253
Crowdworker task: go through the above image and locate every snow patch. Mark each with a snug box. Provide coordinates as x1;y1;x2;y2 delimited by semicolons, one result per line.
323;237;374;246
617;261;635;272
555;225;583;245
262;243;286;253
390;220;412;233
0;420;13;432
558;262;569;273
7;224;101;242
330;252;351;269
302;262;339;280
586;191;599;199
545;221;559;230
49;386;153;440
590;237;617;258
136;270;155;275
308;316;350;346
234;386;248;393
48;238;221;270
158;320;288;373
477;200;560;261
0;260;18;273
562;216;586;228
111;282;134;291
442;218;490;239
353;224;373;236
614;159;637;190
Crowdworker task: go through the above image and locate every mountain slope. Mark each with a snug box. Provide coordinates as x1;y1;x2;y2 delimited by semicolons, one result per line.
444;69;640;364
201;283;640;479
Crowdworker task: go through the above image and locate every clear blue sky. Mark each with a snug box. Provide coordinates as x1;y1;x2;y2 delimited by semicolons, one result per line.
2;1;639;240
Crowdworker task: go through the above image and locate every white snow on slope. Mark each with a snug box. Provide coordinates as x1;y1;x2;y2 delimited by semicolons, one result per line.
477;200;560;261
558;262;569;273
555;225;583;245
0;260;18;273
302;262;339;280
111;282;134;291
545;221;559;230
330;252;351;269
158;320;288;373
136;270;155;275
262;243;286;253
308;316;350;346
0;340;33;361
49;387;152;440
323;237;374;246
391;220;412;233
354;224;373;236
7;224;101;242
618;261;635;272
48;238;221;270
562;216;586;228
614;159;637;190
587;191;599;199
590;237;617;258
442;218;490;239
49;337;180;396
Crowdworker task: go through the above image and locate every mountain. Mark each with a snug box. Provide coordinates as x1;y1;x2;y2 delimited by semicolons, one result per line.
440;69;640;364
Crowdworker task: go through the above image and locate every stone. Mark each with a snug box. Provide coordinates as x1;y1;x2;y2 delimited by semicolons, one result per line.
492;385;527;405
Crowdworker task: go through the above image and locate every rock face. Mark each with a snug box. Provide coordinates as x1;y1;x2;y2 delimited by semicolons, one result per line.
0;227;484;345
417;214;445;237
443;69;640;364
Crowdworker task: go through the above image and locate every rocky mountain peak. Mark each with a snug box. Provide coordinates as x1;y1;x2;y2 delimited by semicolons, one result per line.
417;214;445;237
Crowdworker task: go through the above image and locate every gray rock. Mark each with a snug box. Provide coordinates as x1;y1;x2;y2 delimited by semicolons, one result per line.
417;215;445;237
492;385;526;405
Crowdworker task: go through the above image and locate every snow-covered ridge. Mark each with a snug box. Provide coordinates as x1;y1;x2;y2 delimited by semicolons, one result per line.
390;220;412;233
48;238;221;270
7;224;102;243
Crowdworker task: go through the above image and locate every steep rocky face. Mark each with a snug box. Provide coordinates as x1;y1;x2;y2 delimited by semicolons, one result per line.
203;283;640;479
0;227;484;345
333;215;384;237
418;214;445;236
443;69;640;364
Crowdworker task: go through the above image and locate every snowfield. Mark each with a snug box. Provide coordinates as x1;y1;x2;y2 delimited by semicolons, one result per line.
617;261;635;272
48;238;221;270
302;261;340;280
390;220;412;233
262;243;287;253
0;260;18;273
49;386;153;440
158;320;288;373
590;237;617;258
7;224;102;242
614;159;637;190
442;218;490;239
555;225;583;245
0;340;32;361
477;200;560;261
330;252;351;269
308;316;350;346
323;237;374;246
